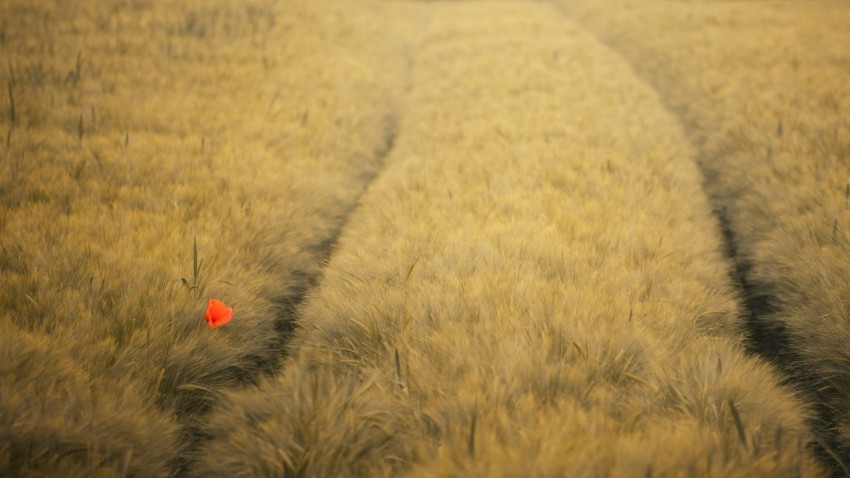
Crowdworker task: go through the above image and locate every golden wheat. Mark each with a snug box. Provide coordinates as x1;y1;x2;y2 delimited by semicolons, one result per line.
4;0;844;475
556;0;850;471
193;3;821;476
0;0;411;474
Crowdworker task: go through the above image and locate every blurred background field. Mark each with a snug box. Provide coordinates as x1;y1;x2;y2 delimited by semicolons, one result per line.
1;0;849;476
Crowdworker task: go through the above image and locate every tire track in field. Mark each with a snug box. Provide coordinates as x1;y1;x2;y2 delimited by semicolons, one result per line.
178;112;405;478
174;6;428;476
716;187;850;476
551;2;850;473
175;121;406;476
265;111;402;371
0;1;424;476
264;4;429;368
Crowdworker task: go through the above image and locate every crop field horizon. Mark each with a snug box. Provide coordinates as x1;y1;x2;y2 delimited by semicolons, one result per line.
1;0;848;476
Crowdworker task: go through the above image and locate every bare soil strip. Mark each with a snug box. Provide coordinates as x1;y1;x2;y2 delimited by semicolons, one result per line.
194;2;821;476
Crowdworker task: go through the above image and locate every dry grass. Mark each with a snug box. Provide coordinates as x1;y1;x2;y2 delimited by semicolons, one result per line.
0;0;411;474
554;0;850;471
193;3;821;476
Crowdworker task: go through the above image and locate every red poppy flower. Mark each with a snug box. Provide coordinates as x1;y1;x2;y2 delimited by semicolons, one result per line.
205;298;233;328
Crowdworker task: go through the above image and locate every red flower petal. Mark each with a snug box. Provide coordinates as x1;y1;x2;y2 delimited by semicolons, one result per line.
205;298;233;328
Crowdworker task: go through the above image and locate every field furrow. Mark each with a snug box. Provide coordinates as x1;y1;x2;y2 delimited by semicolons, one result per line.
0;0;414;474
554;0;850;471
193;2;821;476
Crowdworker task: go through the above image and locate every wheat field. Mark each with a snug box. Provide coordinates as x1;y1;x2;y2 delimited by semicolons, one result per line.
556;0;850;473
1;0;848;476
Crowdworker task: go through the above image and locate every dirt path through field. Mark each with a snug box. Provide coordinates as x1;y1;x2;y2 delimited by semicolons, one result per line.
193;2;821;475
